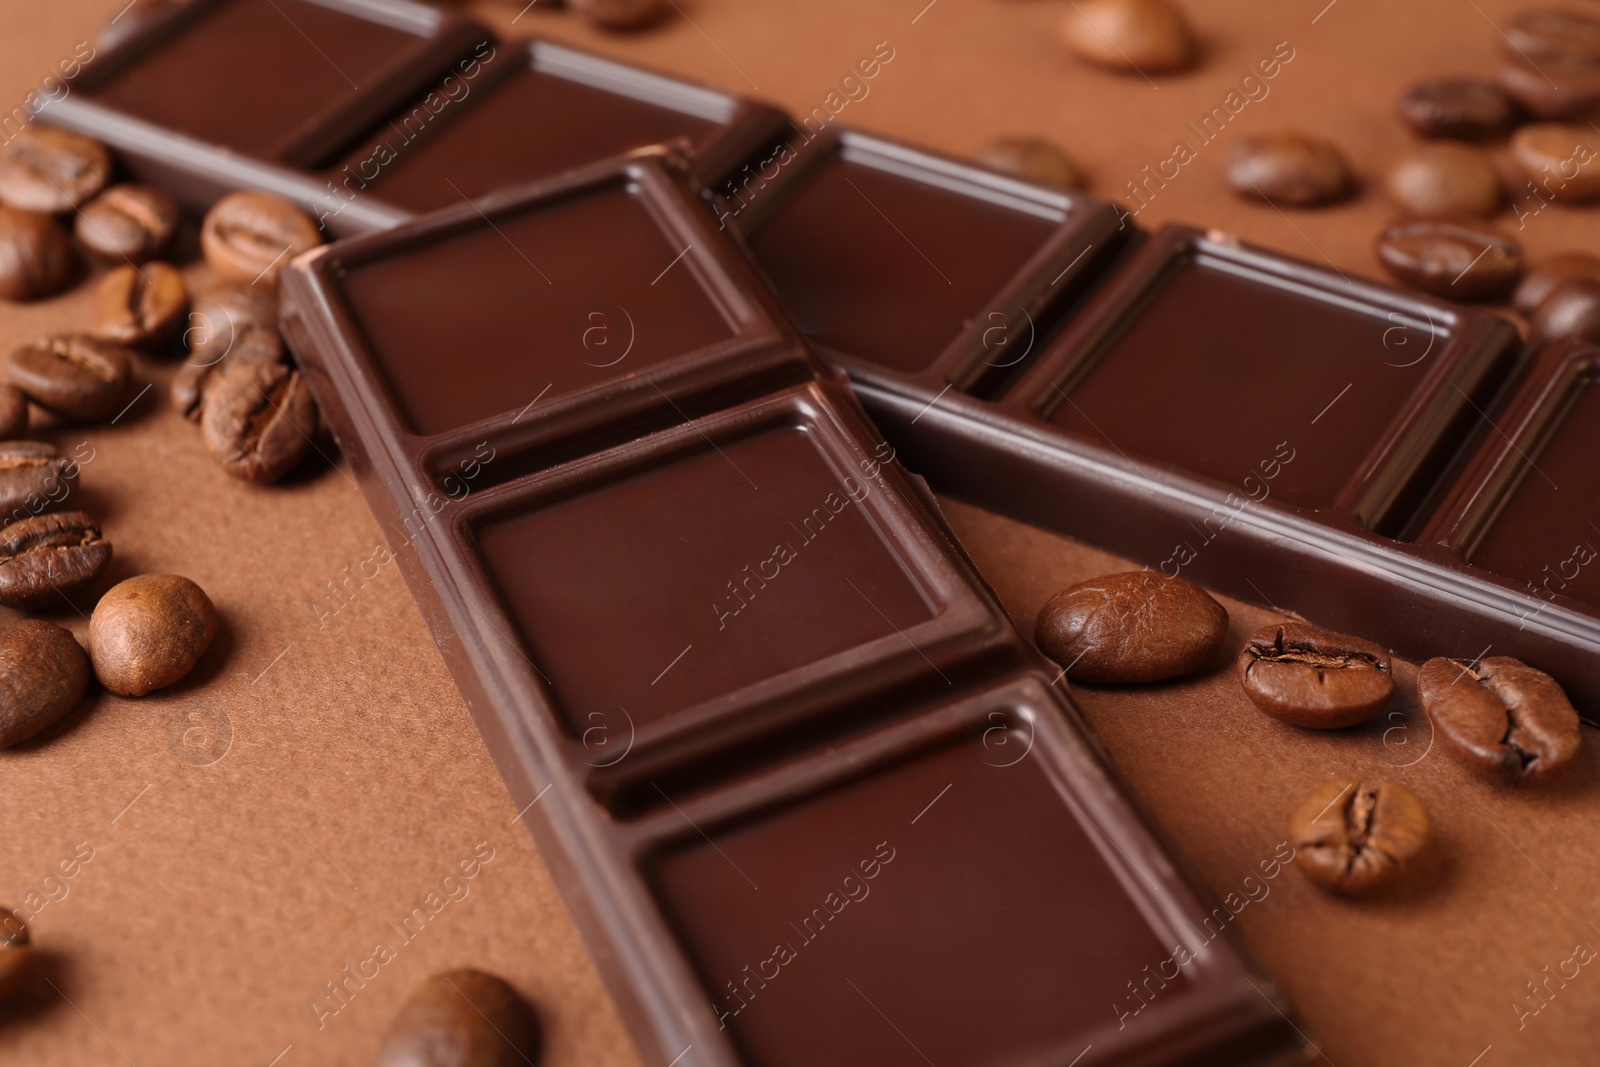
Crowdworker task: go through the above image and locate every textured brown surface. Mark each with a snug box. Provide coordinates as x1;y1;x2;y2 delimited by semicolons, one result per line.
0;1;1598;1065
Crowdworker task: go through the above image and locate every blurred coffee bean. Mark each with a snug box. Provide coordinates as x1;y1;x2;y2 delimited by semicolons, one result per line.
1059;0;1196;74
1504;8;1600;65
1376;221;1523;300
1386;143;1503;218
0;207;74;301
76;184;182;263
1531;277;1600;344
1497;54;1600;119
3;335;131;421
0;441;77;524
0;511;111;610
1511;124;1600;202
93;263;188;348
200;192;323;286
1226;132;1352;206
0;386;26;440
376;969;540;1067
0;126;111;214
977;136;1085;189
1513;251;1600;315
1398;78;1520;140
90;574;218;698
199;360;317;482
0;619;90;748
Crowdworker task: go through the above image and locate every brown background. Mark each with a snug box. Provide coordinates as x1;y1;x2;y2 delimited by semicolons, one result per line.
1;0;1598;1064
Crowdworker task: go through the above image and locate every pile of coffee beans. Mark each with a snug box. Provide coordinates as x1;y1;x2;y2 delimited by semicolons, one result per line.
376;969;540;1067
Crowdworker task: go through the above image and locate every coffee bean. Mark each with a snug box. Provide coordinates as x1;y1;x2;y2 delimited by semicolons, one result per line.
89;574;218;698
1059;0;1196;74
1418;656;1580;784
1498;55;1600;120
0;207;74;302
977;137;1085;190
1034;571;1228;683
199;360;318;482
1511;124;1600;203
75;184;181;264
0;619;89;747
1504;8;1600;65
1386;143;1503;219
200;192;323;286
569;0;664;29
1530;277;1600;345
3;335;131;422
0;126;111;214
177;285;285;420
1375;222;1523;301
1513;251;1600;315
0;441;78;525
1226;133;1352;207
1238;622;1393;728
92;263;188;348
0;386;26;440
377;969;540;1067
0;511;111;610
1289;780;1429;896
0;910;31;1001
1398;78;1520;140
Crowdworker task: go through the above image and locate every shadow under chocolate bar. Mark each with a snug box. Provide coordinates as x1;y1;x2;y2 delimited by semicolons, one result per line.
40;0;787;235
280;146;1309;1067
728;126;1600;716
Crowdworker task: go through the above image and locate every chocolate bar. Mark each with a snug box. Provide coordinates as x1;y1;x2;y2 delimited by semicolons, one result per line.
280;147;1308;1066
42;0;784;234
731;128;1600;713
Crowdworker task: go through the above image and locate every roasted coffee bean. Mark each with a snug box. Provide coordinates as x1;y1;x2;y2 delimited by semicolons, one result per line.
1398;78;1520;140
0;126;111;214
1511;123;1600;203
1226;133;1352;207
200;191;323;286
0;385;26;440
1531;277;1600;345
184;284;281;368
1289;780;1429;896
89;574;218;698
977;136;1085;189
377;969;540;1067
1418;656;1580;784
1059;0;1196;74
75;184;181;263
569;0;664;29
0;441;77;524
1238;622;1393;727
1386;143;1502;219
1504;8;1600;65
1513;251;1600;315
1375;222;1523;301
1035;571;1228;683
0;619;90;747
0;910;31;1001
1498;55;1600;119
0;511;111;610
3;335;131;421
92;263;188;348
0;207;74;301
200;360;318;482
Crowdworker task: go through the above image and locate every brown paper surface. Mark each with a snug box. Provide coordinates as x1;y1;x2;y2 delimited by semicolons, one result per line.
0;1;1596;1065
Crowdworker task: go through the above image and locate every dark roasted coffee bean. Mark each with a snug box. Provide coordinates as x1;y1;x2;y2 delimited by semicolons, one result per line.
977;136;1085;189
1504;8;1600;65
200;192;323;286
0;511;111;610
570;0;664;29
377;969;540;1067
0;207;74;302
1059;0;1196;73
1376;222;1523;300
89;574;218;698
1514;251;1600;315
75;184;181;263
0;127;111;214
0;441;77;524
1226;132;1352;207
0;386;26;440
92;263;188;348
0;910;31;1001
0;619;89;747
1386;143;1502;219
1238;622;1393;727
1398;78;1520;140
1289;780;1429;896
1418;656;1580;784
1498;55;1600;119
200;360;317;482
3;335;131;422
1531;277;1600;345
1035;570;1228;683
1511;123;1600;202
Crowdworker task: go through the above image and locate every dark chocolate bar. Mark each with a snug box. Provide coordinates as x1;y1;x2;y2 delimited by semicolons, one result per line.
732;128;1600;713
280;147;1308;1067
